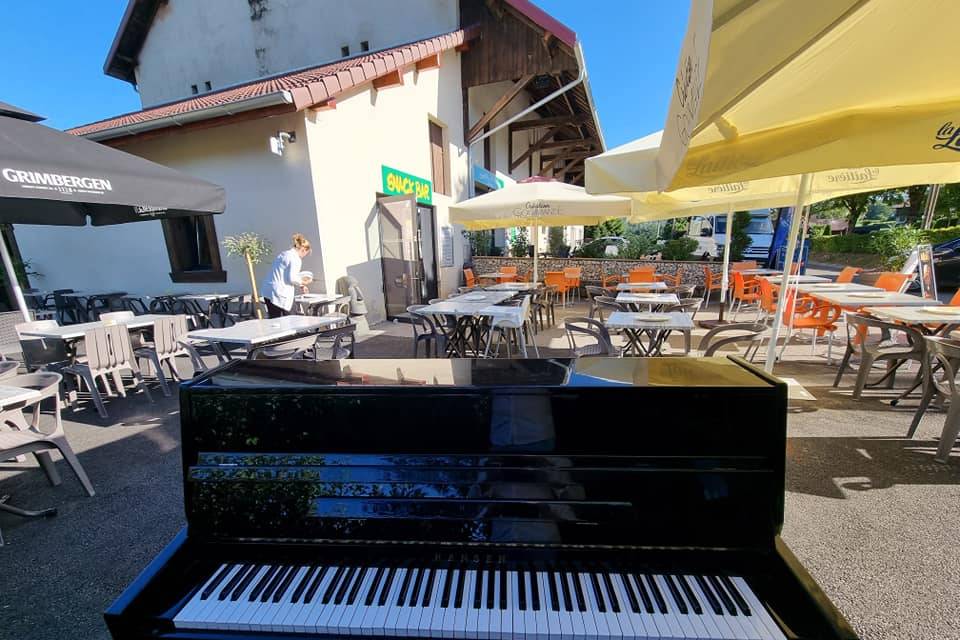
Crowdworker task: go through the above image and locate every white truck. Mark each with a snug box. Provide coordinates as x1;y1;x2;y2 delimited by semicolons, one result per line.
689;210;775;261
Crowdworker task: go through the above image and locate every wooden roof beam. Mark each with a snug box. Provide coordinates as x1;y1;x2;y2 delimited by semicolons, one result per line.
466;74;534;143
373;69;404;90
509;125;569;172
509;113;591;132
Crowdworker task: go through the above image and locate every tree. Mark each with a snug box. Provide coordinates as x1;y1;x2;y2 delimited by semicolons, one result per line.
812;193;876;234
546;227;565;255
729;211;753;260
509;228;529;257
585;218;625;240
223;233;272;319
620;228;658;259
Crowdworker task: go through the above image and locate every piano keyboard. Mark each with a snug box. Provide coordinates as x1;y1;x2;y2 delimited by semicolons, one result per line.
174;563;787;639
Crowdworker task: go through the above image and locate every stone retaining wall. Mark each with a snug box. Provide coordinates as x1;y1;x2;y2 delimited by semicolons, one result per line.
469;256;722;288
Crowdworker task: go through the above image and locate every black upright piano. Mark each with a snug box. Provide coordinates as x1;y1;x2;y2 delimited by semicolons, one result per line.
105;357;857;639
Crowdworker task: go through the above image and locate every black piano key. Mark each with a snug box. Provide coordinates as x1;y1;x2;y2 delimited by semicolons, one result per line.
631;573;654;614
303;566;329;605
644;574;667;614
408;568;424;607
249;565;279;602
485;568;495;610
271;566;299;603
618;573;640;613
473;569;483;609
200;564;234;600
664;575;688;615
601;572;621;613
364;567;385;607
528;568;540;611
499;568;508;610
708;576;738;616
347;567;369;605
334;566;357;605
454;569;466;608
559;571;573;612
218;564;250;600
231;564;262;601
440;568;455;608
569;572;586;612
396;567;413;607
547;571;560;612
261;565;291;602
378;567;397;607
695;575;723;615
517;569;527;611
678;575;703;615
589;573;606;612
323;566;346;605
720;576;752;616
290;565;318;605
421;569;437;606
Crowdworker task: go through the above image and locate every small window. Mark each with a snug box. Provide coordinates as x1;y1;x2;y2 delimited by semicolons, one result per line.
160;215;227;283
360;40;370;52
429;121;449;196
341;45;350;57
204;81;212;91
190;84;199;95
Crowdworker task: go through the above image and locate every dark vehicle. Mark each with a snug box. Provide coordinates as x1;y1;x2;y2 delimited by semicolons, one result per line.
933;238;960;286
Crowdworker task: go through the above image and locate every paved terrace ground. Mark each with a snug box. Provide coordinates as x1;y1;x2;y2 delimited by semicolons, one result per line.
1;272;958;640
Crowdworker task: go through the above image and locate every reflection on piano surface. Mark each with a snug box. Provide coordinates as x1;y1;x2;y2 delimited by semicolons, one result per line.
105;357;858;639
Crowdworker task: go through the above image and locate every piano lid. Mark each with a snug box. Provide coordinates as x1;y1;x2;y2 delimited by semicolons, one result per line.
192;357;775;390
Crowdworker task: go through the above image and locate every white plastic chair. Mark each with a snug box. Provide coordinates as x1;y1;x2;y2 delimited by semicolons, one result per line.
63;325;153;419
134;315;194;395
483;296;540;358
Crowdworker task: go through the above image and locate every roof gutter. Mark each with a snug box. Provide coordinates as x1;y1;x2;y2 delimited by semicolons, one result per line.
81;90;295;141
465;40;597;198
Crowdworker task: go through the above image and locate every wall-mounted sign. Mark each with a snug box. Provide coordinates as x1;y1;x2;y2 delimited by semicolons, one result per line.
917;243;938;300
440;226;455;267
473;165;504;191
381;165;432;205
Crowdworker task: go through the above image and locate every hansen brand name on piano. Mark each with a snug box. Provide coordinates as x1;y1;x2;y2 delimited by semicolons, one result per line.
2;167;113;194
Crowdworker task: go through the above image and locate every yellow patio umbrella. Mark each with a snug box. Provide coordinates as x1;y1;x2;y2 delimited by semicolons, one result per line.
640;0;960;371
449;177;632;281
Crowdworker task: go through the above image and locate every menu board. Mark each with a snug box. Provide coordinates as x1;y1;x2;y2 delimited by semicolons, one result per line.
917;243;938;300
440;226;455;267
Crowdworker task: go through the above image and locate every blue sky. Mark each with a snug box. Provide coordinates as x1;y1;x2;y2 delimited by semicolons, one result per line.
0;1;688;148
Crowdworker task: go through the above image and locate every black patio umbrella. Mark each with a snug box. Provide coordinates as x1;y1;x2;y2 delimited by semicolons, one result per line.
0;103;226;319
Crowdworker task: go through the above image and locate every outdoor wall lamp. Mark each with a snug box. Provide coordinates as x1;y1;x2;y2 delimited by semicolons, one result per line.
269;130;297;156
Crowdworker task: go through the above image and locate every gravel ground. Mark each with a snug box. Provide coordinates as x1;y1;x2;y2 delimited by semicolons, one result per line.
1;308;957;640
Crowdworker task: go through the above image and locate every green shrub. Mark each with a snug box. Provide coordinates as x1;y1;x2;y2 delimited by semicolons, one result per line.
869;227;922;270
620;229;658;259
572;241;605;259
509;228;529;257
810;234;872;253
729;211;753;261
920;225;960;245
660;237;699;261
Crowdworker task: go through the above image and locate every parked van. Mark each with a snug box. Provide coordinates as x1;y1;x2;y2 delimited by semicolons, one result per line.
700;210;775;262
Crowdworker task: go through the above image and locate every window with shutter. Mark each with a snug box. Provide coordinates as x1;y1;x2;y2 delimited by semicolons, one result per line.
429;121;448;196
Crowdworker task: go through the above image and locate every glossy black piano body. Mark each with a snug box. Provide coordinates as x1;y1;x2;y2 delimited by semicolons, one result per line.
105;357;857;639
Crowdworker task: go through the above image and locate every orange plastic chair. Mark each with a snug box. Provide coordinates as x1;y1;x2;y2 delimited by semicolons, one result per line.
702;266;724;306
730;271;761;320
499;265;518;283
628;267;656;283
778;288;842;361
731;261;758;271
464;268;477;288
790;262;803;275
758;277;779;318
602;274;622;293
544;271;570;306
949;289;960;306
874;272;911;292
656;271;682;287
563;267;582;302
835;266;862;283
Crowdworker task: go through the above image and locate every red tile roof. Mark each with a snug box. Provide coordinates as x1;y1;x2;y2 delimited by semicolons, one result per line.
70;27;475;139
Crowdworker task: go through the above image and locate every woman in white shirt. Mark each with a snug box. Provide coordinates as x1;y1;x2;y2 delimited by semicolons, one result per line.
262;233;312;318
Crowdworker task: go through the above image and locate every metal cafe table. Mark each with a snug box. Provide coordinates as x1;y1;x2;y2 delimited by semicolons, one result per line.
605;311;694;356
294;293;348;315
416;290;516;357
615;281;669;292
864;305;960;335
483;282;541;292
794;282;882;295
19;314;172;359
803;290;939;310
187;315;349;359
615;292;679;311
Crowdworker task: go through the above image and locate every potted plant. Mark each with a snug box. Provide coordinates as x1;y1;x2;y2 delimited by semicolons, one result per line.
223;233;272;319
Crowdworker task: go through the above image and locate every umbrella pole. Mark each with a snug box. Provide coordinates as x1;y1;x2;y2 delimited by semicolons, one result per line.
0;233;29;322
533;224;539;283
765;173;812;372
719;203;734;311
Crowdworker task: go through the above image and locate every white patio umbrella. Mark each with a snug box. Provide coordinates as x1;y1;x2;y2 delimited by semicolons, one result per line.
449;177;632;281
634;0;960;371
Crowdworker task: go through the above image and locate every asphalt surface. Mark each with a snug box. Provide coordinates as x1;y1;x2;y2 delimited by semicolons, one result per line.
1;309;958;640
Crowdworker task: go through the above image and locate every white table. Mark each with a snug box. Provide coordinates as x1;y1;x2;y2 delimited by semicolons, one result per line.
19;314;172;341
796;282;882;294
616;281;669;291
417;291;516;317
476;272;514;281
178;293;242;302
187;315;344;348
417;291;517;357
739;268;781;276
605;311;694;356
294;293;347;315
759;274;831;284
807;290;938;310
0;385;42;409
484;282;541;292
615;293;680;309
864;305;960;326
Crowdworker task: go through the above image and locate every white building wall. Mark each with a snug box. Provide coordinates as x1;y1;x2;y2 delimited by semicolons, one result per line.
136;0;459;106
16;113;324;298
303;49;468;324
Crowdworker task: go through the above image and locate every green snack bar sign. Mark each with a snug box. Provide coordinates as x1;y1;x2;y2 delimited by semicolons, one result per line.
382;165;432;205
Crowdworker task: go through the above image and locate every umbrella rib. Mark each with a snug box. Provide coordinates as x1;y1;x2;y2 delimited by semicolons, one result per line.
691;0;874;140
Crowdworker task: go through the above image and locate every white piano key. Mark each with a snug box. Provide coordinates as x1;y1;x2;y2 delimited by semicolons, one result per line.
356;568;387;637
560;573;583;640
396;568;420;637
441;569;461;639
425;568;447;638
596;573;624;640
507;571;522;640
403;568;428;637
204;564;254;629
730;577;787;640
655;574;694;640
262;565;307;632
687;576;737;640
476;570;491;640
705;577;751;640
274;566;313;632
219;565;270;630
173;563;232;629
374;568;406;636
331;568;365;635
536;573;559;640
464;570;481;640
302;566;342;634
578;572;608;639
680;575;722;640
341;567;377;635
567;573;591;640
254;565;298;632
608;574;642;639
519;571;537;640
669;575;710;640
711;577;760;640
